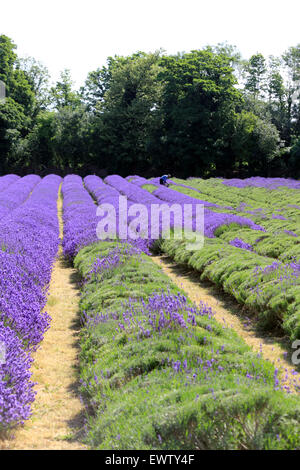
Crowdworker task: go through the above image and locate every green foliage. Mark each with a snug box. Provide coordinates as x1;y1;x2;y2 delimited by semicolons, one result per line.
0;34;37;170
231;111;280;174
244;54;267;100
290;138;300;178
19;56;51;114
92;52;163;174
0;35;17;83
21;107;93;172
154;50;241;176
50;69;81;110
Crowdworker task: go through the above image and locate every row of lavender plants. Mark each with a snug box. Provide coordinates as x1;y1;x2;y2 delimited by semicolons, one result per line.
172;176;300;240
0;175;61;430
132;175;300;340
61;175;100;259
222;177;300;190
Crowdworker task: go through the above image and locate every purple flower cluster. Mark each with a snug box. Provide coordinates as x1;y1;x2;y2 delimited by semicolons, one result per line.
284;230;298;237
0;174;40;220
105;174;160;205
89;290;214;340
229;238;253;252
62;175;98;259
0;174;20;193
125;175;149;186
64;175;151;257
152;185;218;209
272;214;287;220
87;244;141;282
0;174;61;429
84;175;152;254
85;175;156;253
0;323;35;427
143;292;188;332
251;259;300;301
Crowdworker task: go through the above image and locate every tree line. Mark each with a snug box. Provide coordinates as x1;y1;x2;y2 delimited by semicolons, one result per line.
0;35;299;178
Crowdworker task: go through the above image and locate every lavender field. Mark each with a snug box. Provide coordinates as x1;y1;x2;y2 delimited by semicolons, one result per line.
1;173;300;450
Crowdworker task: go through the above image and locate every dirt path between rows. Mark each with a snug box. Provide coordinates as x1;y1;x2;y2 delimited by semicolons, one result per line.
1;187;87;450
152;256;300;394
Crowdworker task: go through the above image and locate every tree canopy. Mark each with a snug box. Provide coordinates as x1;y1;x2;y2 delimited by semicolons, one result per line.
0;35;299;178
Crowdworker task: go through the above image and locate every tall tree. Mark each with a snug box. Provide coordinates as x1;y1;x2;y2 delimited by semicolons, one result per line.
19;56;50;115
244;54;267;100
0;35;35;171
50;69;81;110
92;52;163;174
282;44;300;144
155;50;242;176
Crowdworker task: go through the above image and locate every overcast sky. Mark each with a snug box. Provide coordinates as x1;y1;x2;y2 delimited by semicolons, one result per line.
1;0;299;88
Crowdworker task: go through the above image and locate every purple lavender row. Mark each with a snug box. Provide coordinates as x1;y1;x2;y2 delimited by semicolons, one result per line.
84;174;119;203
125;175;149;186
222;177;300;190
105;174;161;205
0;174;20;193
84;175;152;253
86;175;265;244
0;175;61;429
104;176;204;240
103;175;172;246
62;175;99;259
0;174;41;220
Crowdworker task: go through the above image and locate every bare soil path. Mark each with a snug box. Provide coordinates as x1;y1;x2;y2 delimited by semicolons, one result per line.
152;255;300;394
1;187;87;450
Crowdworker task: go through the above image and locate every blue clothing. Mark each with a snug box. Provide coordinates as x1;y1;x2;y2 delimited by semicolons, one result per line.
161;175;168;183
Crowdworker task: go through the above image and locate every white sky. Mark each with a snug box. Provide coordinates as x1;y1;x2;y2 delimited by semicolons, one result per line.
1;0;300;88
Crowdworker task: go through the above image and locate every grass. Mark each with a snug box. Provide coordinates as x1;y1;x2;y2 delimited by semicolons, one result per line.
74;241;300;450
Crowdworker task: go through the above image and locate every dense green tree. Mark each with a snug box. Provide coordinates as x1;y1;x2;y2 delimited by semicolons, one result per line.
282;44;300;144
19;56;51;115
288;137;300;178
0;97;29;171
20;107;93;172
91;52;163;174
0;33;299;178
244;54;267;100
52;106;92;170
0;35;36;170
265;57;288;141
50;69;81;110
0;35;17;84
231;111;280;175
154;50;242;176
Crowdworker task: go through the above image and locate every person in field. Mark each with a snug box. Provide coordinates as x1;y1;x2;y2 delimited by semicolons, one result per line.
159;174;171;187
